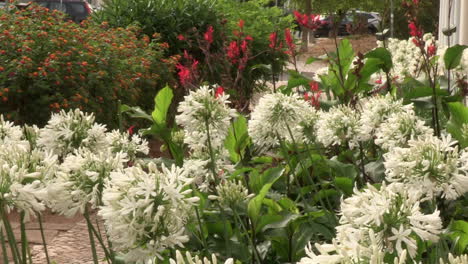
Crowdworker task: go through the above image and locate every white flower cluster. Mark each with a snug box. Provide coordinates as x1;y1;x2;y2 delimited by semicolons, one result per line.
37;109;109;157
373;104;433;150
176;86;237;157
0;143;57;221
106;130;149;162
384;135;468;200
300;183;442;263
316;104;360;148
208;180;253;210
248;92;318;150
47;149;128;217
375;33;437;83
169;250;234;264
356;95;409;141
100;163;199;262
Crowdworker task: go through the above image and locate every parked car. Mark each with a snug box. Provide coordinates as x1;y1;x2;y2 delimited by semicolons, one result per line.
313;11;381;38
32;0;92;23
313;15;352;38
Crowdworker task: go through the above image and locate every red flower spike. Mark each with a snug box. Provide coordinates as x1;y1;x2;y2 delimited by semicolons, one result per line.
204;26;214;44
215;86;224;98
408;21;422;38
427;44;436;57
269;32;278;49
128;125;136;136
238;19;244;30
177;34;185;41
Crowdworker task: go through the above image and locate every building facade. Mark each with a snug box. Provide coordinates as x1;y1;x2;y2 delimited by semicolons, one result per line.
439;0;468;46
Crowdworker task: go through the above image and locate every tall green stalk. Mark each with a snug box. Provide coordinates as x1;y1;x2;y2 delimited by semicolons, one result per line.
37;213;51;264
0;226;9;264
0;207;21;264
84;207;99;264
19;212;28;264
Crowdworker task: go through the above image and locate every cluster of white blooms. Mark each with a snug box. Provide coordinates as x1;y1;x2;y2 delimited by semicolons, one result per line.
176;86;237;157
182;158;235;192
374;106;433;150
300;183;442;263
168;250;234;264
384;135;468;200
106;130;149;162
99;163;199;262
357;95;409;142
208;180;253;210
375;33;437;83
248;92;318;150
0;115;24;144
0;138;57;221
441;254;468;264
47;149;128;217
316;104;360;148
37;109;109;157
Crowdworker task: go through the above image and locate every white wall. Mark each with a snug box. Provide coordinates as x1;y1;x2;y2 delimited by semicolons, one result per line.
439;0;468;46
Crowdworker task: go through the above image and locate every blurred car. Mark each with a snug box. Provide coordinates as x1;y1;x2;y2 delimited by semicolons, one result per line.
313;11;381;37
313;15;352;38
32;0;92;23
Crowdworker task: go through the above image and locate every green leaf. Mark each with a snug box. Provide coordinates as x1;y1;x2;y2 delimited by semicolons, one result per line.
247;167;284;226
444;45;468;70
365;47;393;72
447;102;468;148
120;105;153;121
334;177;353;196
305;56;319;65
151;85;173;127
326;158;357;179
224;115;250;163
262;213;299;231
364;159;386;183
449;220;468;254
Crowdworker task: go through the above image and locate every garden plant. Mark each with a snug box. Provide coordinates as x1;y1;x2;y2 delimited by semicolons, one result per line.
0;0;468;264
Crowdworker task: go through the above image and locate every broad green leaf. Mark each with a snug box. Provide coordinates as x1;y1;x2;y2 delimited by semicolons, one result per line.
248;167;284;226
305;56;319;65
337;39;355;75
151;85;173;127
224;115;250;163
365;47;393;72
365;159;386;183
447;102;468;148
444;45;468;70
334;177;353;196
326;158;357;179
120;105;152;121
449;220;468;254
262;213;299;231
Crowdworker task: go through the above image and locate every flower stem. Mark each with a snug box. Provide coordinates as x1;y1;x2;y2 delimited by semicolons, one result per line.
84;207;99;264
0;225;10;264
37;213;51;264
0;207;21;264
204;118;219;187
20;212;28;263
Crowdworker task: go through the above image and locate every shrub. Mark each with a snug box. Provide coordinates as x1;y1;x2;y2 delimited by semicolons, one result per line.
93;0;294;107
0;4;175;127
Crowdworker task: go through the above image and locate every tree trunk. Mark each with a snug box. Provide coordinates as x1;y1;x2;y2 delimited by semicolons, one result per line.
300;0;312;52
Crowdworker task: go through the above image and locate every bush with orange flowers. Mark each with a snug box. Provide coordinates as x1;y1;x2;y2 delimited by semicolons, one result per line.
0;3;175;126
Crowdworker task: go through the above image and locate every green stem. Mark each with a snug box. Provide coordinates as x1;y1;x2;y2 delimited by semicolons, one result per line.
194;205;208;253
94;215;113;264
204;118;219;187
37;213;50;264
20;212;28;263
85;214;112;264
283;125;327;210
1;207;21;264
233;210;262;264
0;225;9;264
84;207;99;264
